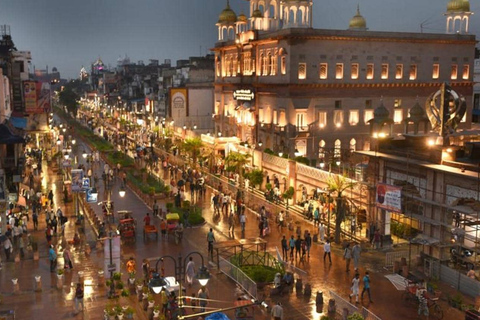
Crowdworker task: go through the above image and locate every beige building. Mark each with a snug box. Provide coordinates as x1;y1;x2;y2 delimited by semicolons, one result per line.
212;0;475;167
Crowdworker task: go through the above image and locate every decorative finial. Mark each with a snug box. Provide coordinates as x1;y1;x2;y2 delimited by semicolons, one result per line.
357;4;360;15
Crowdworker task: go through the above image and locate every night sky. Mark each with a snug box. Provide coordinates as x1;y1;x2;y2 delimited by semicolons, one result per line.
0;0;478;78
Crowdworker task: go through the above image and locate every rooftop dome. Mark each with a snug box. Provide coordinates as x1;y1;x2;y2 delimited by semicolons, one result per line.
237;12;248;22
218;0;237;24
409;101;426;119
447;0;470;12
374;101;390;120
349;5;367;30
252;9;263;18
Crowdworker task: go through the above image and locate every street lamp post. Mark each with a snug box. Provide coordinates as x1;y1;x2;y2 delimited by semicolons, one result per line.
149;252;210;318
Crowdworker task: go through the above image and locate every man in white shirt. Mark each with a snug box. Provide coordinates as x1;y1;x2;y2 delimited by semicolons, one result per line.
323;239;332;264
271;302;284;320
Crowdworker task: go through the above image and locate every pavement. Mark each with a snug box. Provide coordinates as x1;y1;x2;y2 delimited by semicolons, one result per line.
0;117;470;320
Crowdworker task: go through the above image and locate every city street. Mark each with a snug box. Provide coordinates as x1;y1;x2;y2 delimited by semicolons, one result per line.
0;119;468;320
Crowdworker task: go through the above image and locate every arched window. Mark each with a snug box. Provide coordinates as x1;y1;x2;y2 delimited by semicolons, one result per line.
318;140;325;159
259;52;265;76
350;138;356;152
334;139;341;159
265;52;271;76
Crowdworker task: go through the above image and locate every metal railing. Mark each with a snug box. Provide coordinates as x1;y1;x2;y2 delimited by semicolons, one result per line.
362;307;383;320
218;257;258;300
329;290;360;317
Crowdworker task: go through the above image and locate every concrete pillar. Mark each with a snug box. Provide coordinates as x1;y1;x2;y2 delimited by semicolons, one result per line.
12;278;19;294
35;275;42;292
98;270;105;287
56;274;64;290
287;160;297;204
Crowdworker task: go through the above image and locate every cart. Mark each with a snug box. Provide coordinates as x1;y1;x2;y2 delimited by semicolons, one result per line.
143;225;158;241
118;218;136;242
166;213;182;244
117;210;134;220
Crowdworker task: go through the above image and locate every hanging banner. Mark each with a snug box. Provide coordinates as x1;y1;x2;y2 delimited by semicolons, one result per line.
376;183;402;213
71;169;84;192
23;81;39;113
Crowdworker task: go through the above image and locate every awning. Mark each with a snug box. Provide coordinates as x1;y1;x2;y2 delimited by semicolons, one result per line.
9;117;27;129
0;123;25;144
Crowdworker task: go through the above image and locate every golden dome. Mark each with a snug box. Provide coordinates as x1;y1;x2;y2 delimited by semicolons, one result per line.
252;9;263;18
218;0;237;24
237;12;248;22
447;0;470;12
349;5;367;30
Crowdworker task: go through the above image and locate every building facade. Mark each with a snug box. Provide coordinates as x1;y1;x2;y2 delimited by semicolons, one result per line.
212;0;475;167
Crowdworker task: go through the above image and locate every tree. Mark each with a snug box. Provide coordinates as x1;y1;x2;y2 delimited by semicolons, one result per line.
283;186;295;208
244;169;264;189
58;86;79;117
182;137;203;165
326;174;357;243
225;151;251;175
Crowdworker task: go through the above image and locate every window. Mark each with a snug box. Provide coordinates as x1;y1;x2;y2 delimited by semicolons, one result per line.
335;100;342;109
243;52;252;75
279;109;286;126
298;63;306;79
216;59;221;77
232;54;238;76
318;111;327;128
432;64;440;79
366;63;374;80
263;54;269;76
394;109;403;124
365;99;373;109
335;63;344;79
350;138;356;152
296;112;307;130
349;110;359;125
463;65;470;80
273;110;278;124
395;64;403;79
259;52;265;76
271;53;277;76
394;99;402;108
409;64;417;80
381;64;389;79
334;110;344;127
451;64;458;80
319;63;328;79
319;140;326;159
351;63;359;80
334;139;341;158
364;110;374;124
281;56;286;75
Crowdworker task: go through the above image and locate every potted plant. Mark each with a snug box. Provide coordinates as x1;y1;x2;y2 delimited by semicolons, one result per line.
105;306;116;320
347;313;365;320
128;272;136;285
124;306;134;319
121;289;130;297
113;272;122;281
116;280;124;290
153;305;161;318
57;269;65;278
147;294;155;308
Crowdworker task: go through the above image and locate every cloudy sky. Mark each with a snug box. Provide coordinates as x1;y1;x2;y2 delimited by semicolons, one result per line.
0;0;478;78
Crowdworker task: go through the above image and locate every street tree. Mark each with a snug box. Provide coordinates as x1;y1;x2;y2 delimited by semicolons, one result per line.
225;151;251;175
58;86;79;117
244;169;264;189
182;137;204;165
326;174;357;243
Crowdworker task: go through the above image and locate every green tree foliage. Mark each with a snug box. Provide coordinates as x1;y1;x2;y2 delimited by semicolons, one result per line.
182;137;203;165
225;151;251;175
245;169;264;188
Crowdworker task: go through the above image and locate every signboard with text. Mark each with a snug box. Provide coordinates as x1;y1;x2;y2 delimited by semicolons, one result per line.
376;183;402;213
169;88;188;118
233;89;255;102
24;81;39;113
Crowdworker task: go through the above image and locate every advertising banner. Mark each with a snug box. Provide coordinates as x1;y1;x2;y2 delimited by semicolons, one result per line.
376;183;402;213
71;169;84;192
170;88;188;118
23;81;39;113
36;82;51;113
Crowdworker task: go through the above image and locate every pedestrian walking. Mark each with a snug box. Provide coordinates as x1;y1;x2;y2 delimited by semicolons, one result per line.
18;235;25;258
74;283;84;314
277;211;284;228
63;246;73;269
239;212;246;233
344;243;352;272
349;273;360;304
197;286;209;313
153;200;159;217
207;228;215;260
228;212;235;235
305;231;312;258
271;302;284;320
361;271;373;303
32;210;38;230
352;242;362;271
143;213;151;226
323;239;332;264
289;235;295;259
49;245;57;272
294;235;302;259
3;237;12;261
281;236;288;261
185;257;196;286
319;223;325;243
126;257;136;275
373;230;381;249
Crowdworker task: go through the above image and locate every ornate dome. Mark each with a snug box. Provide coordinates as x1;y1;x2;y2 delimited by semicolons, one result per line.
252;9;263;18
237;12;248;22
374;101;390;120
409;101;426;119
447;0;470;12
218;1;237;24
349;5;367;30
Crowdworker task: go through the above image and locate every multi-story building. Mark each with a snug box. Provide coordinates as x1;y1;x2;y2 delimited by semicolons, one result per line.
212;0;475;167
